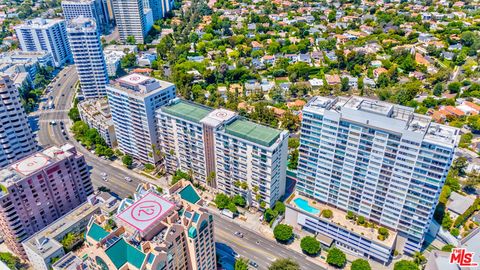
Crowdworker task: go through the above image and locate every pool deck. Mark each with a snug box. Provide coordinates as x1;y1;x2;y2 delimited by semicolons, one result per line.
287;193;397;247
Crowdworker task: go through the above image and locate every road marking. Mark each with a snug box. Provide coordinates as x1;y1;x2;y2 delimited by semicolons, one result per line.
215;229;276;259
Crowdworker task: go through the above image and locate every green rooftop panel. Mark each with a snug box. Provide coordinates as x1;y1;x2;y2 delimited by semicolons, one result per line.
225;119;282;147
162;100;212;123
86;223;109;242
178;184;200;204
105;238;146;269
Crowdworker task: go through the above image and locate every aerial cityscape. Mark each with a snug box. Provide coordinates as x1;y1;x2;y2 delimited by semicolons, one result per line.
0;0;478;269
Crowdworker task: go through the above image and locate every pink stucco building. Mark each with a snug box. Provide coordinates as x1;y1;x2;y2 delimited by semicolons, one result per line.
0;144;93;258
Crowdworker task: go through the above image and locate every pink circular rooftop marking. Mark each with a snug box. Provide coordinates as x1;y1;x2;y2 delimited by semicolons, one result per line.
14;155;49;174
130;200;163;222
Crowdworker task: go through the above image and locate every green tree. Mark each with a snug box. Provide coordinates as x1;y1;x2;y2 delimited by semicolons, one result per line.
121;53;137;69
413;252;426;265
441;244;455;252
214;193;230;209
268;258;300;270
300;236;321;255
0;252;21;269
274;201;286;215
122;155;133;168
273;224;293;242
235;258;249;270
126;35;136;44
68;107;80;122
264;208;278;223
377;73;390;88
394;260;419;270
322;209;333;218
326;247;346;268
341;77;350;92
232;195;246;207
448;82;461;94
288;149;299;170
288;138;300;149
468;115;480;131
351;259;371;270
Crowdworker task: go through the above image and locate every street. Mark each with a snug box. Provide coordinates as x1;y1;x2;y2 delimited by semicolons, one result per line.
32;66;324;270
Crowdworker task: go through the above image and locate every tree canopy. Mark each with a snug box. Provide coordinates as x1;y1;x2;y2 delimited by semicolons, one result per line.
273;224;293;242
268;258;300;270
300;236;320;255
326;248;346;268
351;259;371;270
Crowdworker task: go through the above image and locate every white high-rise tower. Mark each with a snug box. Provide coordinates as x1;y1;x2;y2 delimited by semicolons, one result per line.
67;17;109;99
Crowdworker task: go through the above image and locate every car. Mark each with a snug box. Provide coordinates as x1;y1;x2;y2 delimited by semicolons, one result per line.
57;83;61;86
249;261;258;268
125;177;132;182
101;172;107;177
49;96;54;100
102;177;108;182
60;121;64;126
50;121;56;125
234;231;243;238
62;93;65;96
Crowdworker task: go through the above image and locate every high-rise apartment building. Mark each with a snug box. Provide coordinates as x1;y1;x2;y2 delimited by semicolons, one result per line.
157;99;289;208
23;192;118;270
106;74;175;164
288;96;459;260
0;144;93;258
143;0;173;21
80;181;216;269
15;18;72;67
112;0;148;43
61;0;112;33
0;75;37;168
67;17;109;99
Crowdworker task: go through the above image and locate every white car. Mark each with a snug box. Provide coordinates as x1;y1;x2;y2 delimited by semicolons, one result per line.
101;172;107;177
125;177;132;182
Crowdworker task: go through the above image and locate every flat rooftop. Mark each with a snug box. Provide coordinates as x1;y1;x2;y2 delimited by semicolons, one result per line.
225;119;282;147
288;193;397;247
304;96;459;147
0;144;77;189
117;192;175;233
161;99;212;123
109;73;174;97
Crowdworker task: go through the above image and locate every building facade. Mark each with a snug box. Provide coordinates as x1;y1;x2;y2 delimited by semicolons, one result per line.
143;0;173;21
157;99;289;208
0;144;93;258
78;98;117;147
61;0;112;34
0;75;37;168
112;0;148;43
15;19;72;67
22;192;118;270
295;96;459;256
106;73;175;164
67;17;109;99
80;183;216;270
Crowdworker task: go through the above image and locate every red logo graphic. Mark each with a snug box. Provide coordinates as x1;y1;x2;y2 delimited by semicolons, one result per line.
450;248;478;267
131;200;162;222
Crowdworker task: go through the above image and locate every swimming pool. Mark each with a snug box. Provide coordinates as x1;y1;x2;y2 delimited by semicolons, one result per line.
293;198;320;214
